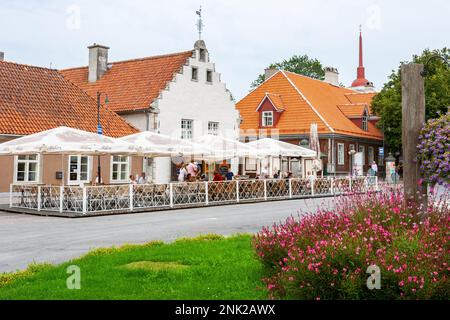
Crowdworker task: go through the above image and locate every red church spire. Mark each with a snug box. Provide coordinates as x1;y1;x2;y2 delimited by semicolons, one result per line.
351;25;371;88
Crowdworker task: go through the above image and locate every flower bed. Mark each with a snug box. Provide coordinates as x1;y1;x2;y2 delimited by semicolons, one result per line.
253;191;449;299
417;111;449;187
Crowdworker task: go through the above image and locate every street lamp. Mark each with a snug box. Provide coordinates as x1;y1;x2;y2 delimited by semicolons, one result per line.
96;92;108;185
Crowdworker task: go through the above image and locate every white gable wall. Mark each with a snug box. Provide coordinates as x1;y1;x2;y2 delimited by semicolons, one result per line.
122;48;239;183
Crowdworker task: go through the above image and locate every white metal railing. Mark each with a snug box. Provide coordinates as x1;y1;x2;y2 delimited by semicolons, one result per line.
9;176;378;215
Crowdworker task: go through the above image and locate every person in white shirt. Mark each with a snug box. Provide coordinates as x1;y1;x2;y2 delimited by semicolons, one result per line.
178;164;188;182
307;171;315;183
138;172;148;184
371;161;378;176
260;166;269;179
129;175;137;185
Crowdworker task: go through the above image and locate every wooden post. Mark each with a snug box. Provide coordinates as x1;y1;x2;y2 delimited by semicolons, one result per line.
401;63;426;206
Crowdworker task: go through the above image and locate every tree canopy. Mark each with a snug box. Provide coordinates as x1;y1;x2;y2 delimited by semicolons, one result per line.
371;48;450;154
251;54;324;89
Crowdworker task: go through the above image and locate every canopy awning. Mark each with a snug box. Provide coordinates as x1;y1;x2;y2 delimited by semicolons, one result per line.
119;131;211;157
0;126;138;155
246;138;317;158
192;134;258;161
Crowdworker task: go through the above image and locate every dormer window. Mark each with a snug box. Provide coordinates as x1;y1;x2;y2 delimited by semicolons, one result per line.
362;110;368;131
262;111;273;127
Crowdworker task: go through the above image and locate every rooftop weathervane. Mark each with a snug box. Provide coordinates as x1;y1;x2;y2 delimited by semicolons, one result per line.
196;6;204;40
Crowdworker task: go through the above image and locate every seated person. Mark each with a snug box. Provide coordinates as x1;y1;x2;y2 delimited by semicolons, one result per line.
213;171;224;181
138;172;148;184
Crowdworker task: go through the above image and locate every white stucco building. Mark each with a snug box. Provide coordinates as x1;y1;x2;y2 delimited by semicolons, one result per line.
61;40;239;183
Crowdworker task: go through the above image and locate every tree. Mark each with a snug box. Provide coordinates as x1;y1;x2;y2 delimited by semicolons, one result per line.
372;48;450;154
251;54;324;89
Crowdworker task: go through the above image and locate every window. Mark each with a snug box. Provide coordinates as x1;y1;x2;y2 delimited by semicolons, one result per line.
349;144;355;151
337;143;345;165
359;145;365;165
199;49;206;62
68;155;90;184
111;156;130;182
262;111;273;127
181;119;193;139
191;67;198;81
208;122;219;135
362;110;368;131
15;154;39;183
206;70;213;83
368;147;374;164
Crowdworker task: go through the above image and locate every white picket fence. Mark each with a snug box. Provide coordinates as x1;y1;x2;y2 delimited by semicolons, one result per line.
9;176;378;216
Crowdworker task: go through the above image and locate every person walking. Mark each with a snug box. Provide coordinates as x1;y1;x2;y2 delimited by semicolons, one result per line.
371;161;378;176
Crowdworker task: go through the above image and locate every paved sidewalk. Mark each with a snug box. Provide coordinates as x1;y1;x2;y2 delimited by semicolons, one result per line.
0;197;331;273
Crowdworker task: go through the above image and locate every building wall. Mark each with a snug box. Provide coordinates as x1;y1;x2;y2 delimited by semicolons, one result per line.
122;48;238;183
0;153;143;193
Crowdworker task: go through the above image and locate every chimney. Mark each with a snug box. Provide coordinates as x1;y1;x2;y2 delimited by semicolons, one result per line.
0;52;4;61
88;44;109;83
324;67;339;86
264;68;278;81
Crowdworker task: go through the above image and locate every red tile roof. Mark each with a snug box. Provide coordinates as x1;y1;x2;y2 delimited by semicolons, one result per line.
0;61;138;137
265;93;285;111
60;51;194;113
236;70;382;140
337;104;368;118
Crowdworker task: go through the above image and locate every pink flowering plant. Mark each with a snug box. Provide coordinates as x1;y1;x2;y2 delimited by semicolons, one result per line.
253;190;449;299
417;111;450;188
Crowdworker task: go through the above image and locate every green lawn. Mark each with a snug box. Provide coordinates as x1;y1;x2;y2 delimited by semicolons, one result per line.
0;234;268;300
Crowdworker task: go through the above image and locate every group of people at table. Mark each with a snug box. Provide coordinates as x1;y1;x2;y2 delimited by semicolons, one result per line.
127;160;318;186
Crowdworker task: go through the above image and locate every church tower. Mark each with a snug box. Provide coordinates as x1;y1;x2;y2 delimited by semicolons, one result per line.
350;27;375;92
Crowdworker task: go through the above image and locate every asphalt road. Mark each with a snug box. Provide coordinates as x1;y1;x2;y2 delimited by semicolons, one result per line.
0;197;331;273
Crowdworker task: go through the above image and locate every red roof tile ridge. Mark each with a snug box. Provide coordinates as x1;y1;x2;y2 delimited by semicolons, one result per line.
282;70;353;91
0;60;57;72
61;50;193;71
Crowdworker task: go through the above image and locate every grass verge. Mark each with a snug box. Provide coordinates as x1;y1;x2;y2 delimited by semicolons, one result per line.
0;234;267;300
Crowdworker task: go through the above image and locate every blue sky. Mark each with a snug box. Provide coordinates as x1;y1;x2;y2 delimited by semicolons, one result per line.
1;0;448;99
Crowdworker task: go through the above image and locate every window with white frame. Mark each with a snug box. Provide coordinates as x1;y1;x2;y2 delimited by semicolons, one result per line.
368;147;374;164
111;156;130;182
359;145;365;165
349;144;355;151
68;155;90;184
337;143;345;165
362;110;368;131
208;122;219;135
15;154;39;183
181;119;193;139
262;111;273;127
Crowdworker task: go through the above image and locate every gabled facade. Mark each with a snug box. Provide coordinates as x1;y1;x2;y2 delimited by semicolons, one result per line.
62;41;239;183
236;70;383;176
